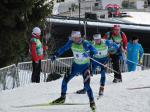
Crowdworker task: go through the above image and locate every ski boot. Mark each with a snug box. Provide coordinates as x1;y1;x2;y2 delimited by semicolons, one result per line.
76;88;86;94
51;96;66;104
113;78;122;83
90;101;96;111
99;86;104;96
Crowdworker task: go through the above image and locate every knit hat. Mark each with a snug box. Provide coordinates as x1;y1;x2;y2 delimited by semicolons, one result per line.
32;27;41;35
71;31;81;38
93;34;101;40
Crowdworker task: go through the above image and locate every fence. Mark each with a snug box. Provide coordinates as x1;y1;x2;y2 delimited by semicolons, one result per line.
0;64;19;90
0;54;150;91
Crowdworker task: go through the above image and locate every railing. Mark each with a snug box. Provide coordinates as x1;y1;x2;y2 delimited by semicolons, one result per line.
143;53;150;69
0;64;19;91
0;54;150;91
17;57;73;87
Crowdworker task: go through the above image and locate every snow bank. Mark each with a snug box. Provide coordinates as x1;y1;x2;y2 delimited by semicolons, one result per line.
0;70;150;112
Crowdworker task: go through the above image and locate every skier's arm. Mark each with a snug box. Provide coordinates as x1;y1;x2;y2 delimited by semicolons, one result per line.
83;41;97;56
139;44;144;64
121;32;128;51
105;39;113;47
56;40;73;57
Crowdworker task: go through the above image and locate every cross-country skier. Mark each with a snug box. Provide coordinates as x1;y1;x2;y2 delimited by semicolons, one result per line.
50;31;97;111
127;36;144;72
103;25;128;83
76;34;109;96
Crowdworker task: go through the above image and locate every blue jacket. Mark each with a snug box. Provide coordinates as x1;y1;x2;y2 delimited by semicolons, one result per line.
127;41;144;64
105;39;121;54
56;39;97;58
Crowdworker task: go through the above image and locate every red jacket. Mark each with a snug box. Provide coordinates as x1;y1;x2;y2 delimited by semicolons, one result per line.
31;35;47;62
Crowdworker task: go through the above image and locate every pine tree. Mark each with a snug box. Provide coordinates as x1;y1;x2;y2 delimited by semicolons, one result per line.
0;0;54;68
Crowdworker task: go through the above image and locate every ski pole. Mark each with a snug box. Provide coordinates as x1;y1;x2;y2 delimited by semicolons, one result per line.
56;59;71;67
50;57;71;68
90;57;119;74
125;59;149;69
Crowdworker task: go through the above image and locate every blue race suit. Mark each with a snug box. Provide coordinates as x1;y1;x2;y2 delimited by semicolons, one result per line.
92;40;109;86
127;41;144;72
56;39;97;102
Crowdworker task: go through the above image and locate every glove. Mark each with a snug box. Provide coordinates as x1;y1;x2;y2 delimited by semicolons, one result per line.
89;51;94;56
83;53;89;58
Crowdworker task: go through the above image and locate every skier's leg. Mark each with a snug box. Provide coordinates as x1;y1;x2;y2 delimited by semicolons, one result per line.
51;68;76;104
61;72;76;97
83;68;96;110
100;68;106;87
83;69;94;102
99;67;106;95
111;55;122;82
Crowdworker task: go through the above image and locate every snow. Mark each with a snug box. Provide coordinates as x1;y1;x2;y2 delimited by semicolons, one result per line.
122;12;150;25
47;15;150;31
0;70;150;112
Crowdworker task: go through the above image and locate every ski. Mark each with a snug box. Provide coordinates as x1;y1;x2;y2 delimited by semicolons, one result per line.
12;102;89;108
127;86;150;90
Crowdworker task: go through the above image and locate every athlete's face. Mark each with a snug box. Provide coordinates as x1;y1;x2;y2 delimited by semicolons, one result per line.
73;37;81;43
113;27;120;35
95;39;101;44
133;39;139;44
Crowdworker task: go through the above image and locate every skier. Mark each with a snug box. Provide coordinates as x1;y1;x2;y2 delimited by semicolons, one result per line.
103;25;128;83
76;34;109;96
50;31;97;110
30;27;48;83
127;36;144;72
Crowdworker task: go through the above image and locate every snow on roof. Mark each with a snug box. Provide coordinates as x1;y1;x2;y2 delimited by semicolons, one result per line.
122;12;150;25
47;17;150;31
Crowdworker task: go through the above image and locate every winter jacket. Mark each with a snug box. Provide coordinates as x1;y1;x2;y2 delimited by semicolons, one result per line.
127;41;144;64
31;35;44;62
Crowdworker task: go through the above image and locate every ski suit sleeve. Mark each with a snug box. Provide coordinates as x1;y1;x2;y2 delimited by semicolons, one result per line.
83;41;97;56
121;32;128;51
105;39;113;47
139;44;144;63
56;40;73;57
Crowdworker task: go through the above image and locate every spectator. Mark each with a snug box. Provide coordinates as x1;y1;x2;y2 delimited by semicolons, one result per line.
127;36;144;72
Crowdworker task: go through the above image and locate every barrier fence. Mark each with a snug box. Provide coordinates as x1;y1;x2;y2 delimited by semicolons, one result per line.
0;54;150;91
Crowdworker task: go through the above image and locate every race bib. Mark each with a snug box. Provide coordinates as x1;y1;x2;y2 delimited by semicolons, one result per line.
73;52;89;64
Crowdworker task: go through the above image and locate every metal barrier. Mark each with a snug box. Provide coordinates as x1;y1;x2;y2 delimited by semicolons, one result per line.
0;54;150;91
0;64;19;91
17;57;73;86
143;53;150;70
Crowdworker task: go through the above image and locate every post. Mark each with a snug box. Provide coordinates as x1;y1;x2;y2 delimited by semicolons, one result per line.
79;0;81;30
